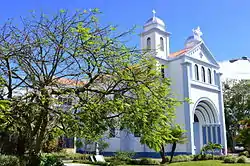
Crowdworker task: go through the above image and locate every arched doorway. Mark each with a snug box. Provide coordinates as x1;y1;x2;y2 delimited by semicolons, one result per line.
193;99;221;154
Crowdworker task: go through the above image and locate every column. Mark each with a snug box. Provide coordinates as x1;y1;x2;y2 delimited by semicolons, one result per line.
181;61;193;154
218;72;227;154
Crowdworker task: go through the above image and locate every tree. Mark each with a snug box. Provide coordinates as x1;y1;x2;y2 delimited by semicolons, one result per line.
236;119;250;151
0;9;179;166
223;80;250;151
168;125;187;164
201;142;222;160
140;121;187;164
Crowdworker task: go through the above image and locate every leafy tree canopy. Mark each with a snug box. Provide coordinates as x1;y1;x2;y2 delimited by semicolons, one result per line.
0;9;180;165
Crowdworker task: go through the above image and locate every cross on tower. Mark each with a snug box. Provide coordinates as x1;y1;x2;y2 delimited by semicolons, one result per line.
152;9;156;18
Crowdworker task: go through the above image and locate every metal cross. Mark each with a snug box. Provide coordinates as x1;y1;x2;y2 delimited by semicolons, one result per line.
152;9;156;17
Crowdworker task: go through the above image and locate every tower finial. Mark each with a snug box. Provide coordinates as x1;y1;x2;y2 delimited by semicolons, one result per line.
152;9;156;18
192;26;203;41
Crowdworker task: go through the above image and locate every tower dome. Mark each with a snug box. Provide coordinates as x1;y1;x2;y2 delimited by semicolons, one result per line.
185;26;203;48
143;10;166;32
144;16;165;27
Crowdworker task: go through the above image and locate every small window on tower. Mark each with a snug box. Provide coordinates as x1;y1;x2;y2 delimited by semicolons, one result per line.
160;37;164;51
147;37;151;49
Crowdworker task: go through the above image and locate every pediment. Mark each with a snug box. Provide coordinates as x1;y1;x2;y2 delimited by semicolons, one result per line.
186;42;219;67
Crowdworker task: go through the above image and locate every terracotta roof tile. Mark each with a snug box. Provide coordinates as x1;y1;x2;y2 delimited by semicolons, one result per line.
169;48;190;58
57;78;85;86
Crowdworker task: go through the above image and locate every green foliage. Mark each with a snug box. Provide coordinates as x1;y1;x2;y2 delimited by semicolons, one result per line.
127;159;141;165
172;155;193;162
223;155;237;163
0;155;20;166
109;160;126;166
170;160;246;166
0;8;180;166
42;138;61;153
239;150;249;157
104;156;115;162
201;142;223;152
114;151;135;161
193;154;226;161
201;142;222;159
223;80;250;150
237;119;250;151
237;156;247;163
213;155;226;160
42;152;89;160
139;158;160;165
40;155;64;166
92;161;109;166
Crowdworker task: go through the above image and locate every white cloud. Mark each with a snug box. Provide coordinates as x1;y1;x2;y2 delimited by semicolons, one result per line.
219;60;250;81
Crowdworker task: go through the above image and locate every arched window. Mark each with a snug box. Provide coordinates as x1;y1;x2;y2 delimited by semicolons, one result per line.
194;64;199;80
214;70;217;85
160;37;164;51
147;37;151;49
208;68;212;84
202;66;206;82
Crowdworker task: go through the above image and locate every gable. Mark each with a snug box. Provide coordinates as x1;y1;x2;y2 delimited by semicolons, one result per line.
185;42;219;67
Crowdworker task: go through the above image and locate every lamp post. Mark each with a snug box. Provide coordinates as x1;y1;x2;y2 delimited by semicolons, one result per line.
229;56;250;63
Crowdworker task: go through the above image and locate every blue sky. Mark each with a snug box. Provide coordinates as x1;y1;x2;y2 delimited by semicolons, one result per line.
0;0;250;61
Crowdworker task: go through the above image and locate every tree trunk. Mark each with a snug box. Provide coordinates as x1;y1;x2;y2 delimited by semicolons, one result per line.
169;142;176;164
17;135;25;156
27;154;41;166
160;144;167;164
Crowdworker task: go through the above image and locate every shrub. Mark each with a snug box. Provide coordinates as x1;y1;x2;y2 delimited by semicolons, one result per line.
42;152;89;160
0;155;20;166
237;156;247;163
109;160;126;166
42;138;61;153
92;161;109;166
193;154;225;161
139;158;160;165
73;159;92;164
114;151;135;161
104;156;115;162
40;155;64;166
223;155;237;163
172;155;193;162
213;155;225;160
127;159;141;165
239;151;249;157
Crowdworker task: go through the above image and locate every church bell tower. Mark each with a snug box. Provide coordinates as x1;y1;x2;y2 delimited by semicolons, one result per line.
140;10;170;60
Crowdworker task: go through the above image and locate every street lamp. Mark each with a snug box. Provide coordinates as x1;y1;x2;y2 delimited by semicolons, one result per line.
229;56;250;63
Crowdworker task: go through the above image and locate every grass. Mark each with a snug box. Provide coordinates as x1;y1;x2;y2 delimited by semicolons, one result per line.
169;160;250;166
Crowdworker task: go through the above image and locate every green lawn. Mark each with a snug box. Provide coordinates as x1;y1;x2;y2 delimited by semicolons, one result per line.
168;160;250;166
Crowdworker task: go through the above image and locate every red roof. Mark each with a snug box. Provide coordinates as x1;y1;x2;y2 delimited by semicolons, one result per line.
57;78;85;86
169;48;190;58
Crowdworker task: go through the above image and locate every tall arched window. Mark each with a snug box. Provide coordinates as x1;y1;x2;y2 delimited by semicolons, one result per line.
160;37;164;51
202;66;206;82
147;37;151;49
214;70;217;85
208;68;212;84
195;64;199;80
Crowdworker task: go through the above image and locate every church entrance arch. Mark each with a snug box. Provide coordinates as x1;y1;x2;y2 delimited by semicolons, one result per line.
193;98;221;154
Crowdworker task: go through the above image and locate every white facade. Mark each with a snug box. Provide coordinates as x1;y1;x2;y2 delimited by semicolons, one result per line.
78;13;227;157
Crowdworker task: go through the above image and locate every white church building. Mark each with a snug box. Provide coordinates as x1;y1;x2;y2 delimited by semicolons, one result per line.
78;12;227;157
